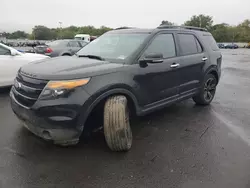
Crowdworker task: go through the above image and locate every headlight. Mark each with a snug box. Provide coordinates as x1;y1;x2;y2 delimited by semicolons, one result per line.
39;78;90;100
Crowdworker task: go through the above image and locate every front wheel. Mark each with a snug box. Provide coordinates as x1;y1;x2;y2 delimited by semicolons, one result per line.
104;96;132;152
193;74;217;105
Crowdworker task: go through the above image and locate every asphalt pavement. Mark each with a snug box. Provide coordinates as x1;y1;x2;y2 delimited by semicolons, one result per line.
1;49;250;188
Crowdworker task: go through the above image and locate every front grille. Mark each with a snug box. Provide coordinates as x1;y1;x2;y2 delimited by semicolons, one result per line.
12;73;48;108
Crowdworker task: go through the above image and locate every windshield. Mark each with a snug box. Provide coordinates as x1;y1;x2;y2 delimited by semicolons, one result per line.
76;33;149;61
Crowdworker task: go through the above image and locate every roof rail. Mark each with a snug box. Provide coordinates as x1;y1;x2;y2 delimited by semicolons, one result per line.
157;25;208;32
114;27;136;30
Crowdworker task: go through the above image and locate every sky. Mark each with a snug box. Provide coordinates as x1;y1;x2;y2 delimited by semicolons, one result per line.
1;0;250;33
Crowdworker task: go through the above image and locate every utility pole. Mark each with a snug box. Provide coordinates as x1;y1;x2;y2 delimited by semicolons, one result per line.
199;16;202;28
59;22;62;39
232;31;236;44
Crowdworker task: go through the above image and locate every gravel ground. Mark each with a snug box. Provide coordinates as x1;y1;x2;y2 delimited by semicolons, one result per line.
0;49;250;188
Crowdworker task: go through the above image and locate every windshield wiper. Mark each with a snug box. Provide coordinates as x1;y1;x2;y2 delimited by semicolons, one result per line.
77;54;105;61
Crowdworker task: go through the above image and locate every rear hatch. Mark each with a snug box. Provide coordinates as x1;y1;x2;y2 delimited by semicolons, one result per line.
34;45;49;54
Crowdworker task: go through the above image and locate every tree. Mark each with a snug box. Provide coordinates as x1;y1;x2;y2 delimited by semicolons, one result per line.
98;26;112;35
160;20;174;26
1;32;11;38
184;14;213;30
211;23;231;42
61;30;75;39
115;26;132;29
32;25;54;40
77;25;111;36
238;19;250;28
7;30;29;39
236;20;250;42
3;18;249;42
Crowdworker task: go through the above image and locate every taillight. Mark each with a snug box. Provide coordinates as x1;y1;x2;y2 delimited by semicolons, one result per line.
46;47;53;53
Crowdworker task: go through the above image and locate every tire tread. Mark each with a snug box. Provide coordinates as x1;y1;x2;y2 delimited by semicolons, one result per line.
104;95;132;151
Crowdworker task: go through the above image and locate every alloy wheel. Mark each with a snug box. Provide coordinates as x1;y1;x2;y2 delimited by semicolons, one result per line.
204;78;216;101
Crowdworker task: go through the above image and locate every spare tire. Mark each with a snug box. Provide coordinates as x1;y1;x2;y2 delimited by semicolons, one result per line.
104;95;132;151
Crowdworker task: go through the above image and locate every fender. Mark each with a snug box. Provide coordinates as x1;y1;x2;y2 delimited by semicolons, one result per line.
205;65;218;74
204;65;219;81
80;88;141;127
60;52;71;56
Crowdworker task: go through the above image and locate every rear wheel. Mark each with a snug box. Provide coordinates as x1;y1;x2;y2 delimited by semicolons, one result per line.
193;74;217;105
104;96;132;152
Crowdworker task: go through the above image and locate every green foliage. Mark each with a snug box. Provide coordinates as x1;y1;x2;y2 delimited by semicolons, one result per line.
76;25;112;36
30;25;112;40
210;23;231;42
5;30;29;39
210;20;250;42
32;25;55;40
184;14;213;30
2;16;250;42
184;15;250;42
236;20;250;42
160;20;174;26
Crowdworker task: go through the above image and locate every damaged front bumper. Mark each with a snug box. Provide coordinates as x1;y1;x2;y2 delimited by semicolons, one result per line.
10;91;83;146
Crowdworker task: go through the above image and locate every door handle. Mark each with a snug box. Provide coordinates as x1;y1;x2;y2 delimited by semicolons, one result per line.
202;57;208;61
170;63;180;68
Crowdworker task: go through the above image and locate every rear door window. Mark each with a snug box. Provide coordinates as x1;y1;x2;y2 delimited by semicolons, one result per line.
68;41;80;47
178;34;200;55
203;35;220;51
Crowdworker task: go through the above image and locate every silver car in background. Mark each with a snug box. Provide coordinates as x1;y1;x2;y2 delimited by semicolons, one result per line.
34;39;88;57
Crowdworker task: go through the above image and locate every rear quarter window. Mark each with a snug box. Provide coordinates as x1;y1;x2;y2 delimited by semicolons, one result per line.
203;35;219;51
178;34;199;55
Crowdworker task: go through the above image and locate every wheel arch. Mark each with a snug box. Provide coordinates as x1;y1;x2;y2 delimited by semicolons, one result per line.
61;52;71;56
205;66;219;84
81;88;140;128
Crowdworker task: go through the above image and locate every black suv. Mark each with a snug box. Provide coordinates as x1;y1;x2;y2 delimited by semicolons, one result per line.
10;26;222;151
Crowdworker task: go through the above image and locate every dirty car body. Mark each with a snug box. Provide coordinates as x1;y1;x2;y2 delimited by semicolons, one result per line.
10;26;222;145
34;39;88;57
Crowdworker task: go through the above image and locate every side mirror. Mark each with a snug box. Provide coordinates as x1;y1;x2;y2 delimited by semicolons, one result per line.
139;53;164;65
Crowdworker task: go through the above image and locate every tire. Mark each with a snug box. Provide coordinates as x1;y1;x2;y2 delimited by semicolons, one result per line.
193;74;217;105
62;54;71;56
104;95;132;152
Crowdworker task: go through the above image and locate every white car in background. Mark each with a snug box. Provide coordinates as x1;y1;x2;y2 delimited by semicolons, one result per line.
0;43;50;87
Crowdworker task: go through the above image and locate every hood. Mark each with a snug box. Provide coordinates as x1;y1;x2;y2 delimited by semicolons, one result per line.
20;56;125;80
22;52;49;59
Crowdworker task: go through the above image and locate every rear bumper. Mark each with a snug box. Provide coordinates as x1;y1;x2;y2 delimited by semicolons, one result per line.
10;88;91;145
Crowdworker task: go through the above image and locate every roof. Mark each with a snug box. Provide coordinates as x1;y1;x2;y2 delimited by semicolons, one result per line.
157;25;208;32
108;28;153;34
53;39;82;42
75;34;90;37
108;25;208;34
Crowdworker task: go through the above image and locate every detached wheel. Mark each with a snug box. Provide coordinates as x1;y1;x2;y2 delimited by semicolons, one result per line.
104;96;132;152
193;74;217;105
